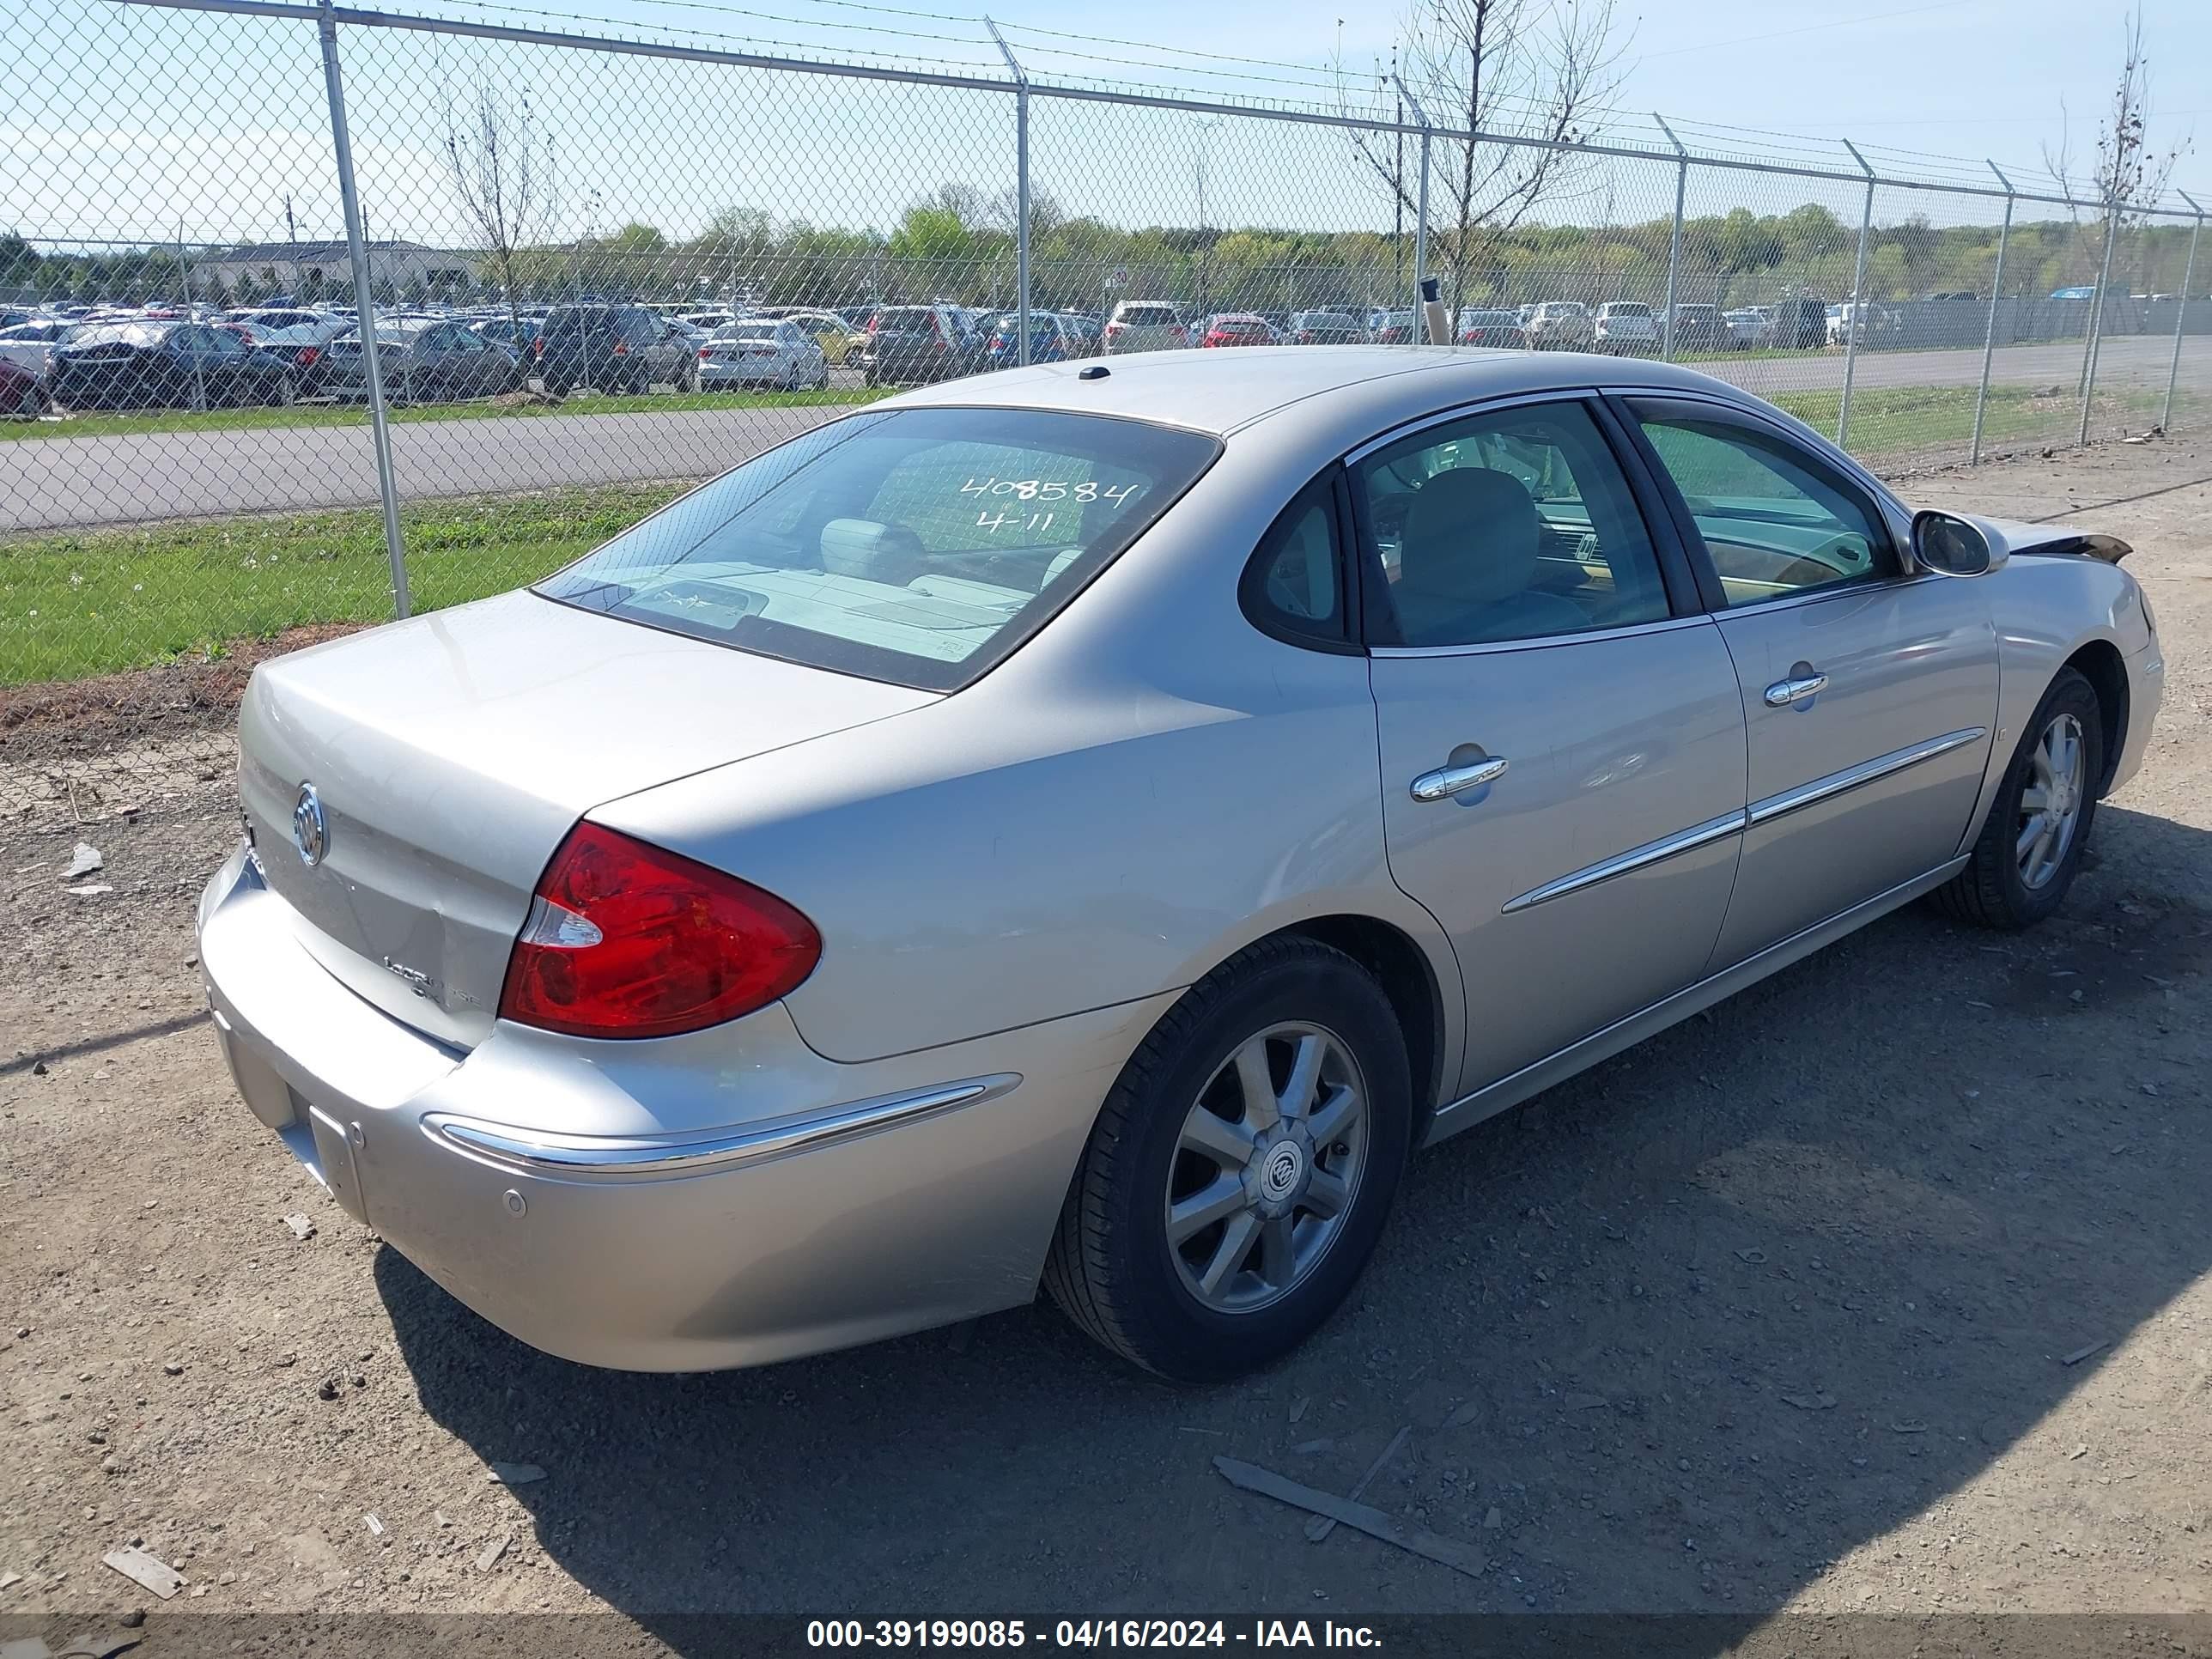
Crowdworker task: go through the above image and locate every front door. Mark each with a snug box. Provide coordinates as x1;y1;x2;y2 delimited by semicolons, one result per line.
1622;397;2000;969
1354;396;1749;1100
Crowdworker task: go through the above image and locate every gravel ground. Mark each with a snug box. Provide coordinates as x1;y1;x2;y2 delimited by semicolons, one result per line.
2;440;2209;1648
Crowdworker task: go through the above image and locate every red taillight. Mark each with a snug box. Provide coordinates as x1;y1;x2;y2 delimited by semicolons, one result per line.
298;346;319;367
497;822;821;1040
532;337;544;356
866;316;880;331
1105;321;1124;335
612;339;629;355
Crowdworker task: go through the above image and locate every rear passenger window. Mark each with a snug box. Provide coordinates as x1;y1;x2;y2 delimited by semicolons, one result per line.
1352;399;1670;648
1241;477;1346;647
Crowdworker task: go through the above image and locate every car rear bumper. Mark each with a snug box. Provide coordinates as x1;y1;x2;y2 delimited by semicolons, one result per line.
197;841;1164;1371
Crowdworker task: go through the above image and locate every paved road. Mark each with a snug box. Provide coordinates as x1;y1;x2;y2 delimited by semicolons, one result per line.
4;333;2192;532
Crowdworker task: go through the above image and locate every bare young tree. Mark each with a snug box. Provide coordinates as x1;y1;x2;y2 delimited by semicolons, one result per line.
2042;10;2192;289
439;73;558;345
1336;0;1628;320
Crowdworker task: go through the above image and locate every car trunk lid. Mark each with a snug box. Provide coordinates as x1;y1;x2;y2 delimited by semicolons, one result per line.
237;590;934;1047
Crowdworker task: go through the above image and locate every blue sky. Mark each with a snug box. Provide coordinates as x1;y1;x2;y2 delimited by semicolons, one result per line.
5;0;2203;250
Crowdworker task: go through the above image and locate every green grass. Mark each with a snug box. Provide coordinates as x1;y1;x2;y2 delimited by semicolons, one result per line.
1761;382;2167;458
0;386;886;442
2;483;687;686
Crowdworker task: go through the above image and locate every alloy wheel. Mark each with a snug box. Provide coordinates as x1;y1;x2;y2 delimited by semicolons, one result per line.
1164;1022;1368;1315
2017;712;2087;890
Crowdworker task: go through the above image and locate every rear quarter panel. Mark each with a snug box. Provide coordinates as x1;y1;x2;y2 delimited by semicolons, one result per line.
594;433;1463;1072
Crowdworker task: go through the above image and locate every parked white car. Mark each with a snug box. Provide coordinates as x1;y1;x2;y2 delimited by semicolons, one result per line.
1105;301;1189;354
1522;301;1593;349
0;318;76;381
1592;301;1658;354
1723;307;1769;349
1828;302;1884;347
697;319;829;391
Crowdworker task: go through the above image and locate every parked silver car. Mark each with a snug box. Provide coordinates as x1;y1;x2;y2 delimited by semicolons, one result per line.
198;348;2163;1382
1104;300;1189;353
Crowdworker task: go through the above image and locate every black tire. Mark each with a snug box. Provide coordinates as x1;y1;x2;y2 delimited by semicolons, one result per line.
1935;666;2104;930
1042;936;1413;1382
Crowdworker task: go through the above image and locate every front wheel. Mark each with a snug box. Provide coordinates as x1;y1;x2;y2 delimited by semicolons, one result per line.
1043;936;1412;1382
1935;666;2104;930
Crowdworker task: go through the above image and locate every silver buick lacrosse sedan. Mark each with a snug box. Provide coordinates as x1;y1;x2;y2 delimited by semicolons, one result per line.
198;347;2163;1381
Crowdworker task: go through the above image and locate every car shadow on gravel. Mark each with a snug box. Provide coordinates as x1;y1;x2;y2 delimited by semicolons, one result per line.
378;804;2212;1632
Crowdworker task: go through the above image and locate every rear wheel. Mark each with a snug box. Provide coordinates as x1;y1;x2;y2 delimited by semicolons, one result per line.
1043;937;1412;1382
1935;667;2104;930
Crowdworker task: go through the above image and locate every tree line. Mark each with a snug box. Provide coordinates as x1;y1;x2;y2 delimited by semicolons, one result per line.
5;198;2201;313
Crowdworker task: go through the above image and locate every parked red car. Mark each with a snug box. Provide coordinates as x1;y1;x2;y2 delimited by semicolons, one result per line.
1;354;51;417
1200;313;1273;347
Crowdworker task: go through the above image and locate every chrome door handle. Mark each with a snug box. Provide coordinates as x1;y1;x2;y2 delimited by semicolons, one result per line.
1410;756;1509;802
1764;672;1829;708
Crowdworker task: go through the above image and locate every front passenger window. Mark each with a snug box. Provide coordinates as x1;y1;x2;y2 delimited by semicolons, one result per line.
1631;406;1895;606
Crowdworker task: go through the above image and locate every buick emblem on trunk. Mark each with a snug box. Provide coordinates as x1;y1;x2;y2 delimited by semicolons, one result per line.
292;783;328;867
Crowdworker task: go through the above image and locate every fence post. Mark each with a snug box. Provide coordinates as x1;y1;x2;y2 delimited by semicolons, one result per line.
1394;76;1431;340
1971;161;2014;466
314;0;410;619
1837;138;1875;452
985;18;1030;366
1656;114;1687;362
2077;193;2121;447
2162;190;2203;433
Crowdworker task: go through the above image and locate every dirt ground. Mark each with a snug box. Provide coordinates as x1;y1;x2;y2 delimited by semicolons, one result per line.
3;439;2209;1648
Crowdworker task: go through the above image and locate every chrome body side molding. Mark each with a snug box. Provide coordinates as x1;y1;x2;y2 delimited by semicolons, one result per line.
1500;811;1748;915
1747;728;1988;828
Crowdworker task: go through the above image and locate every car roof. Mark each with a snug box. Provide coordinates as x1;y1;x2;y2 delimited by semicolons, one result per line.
884;345;1763;441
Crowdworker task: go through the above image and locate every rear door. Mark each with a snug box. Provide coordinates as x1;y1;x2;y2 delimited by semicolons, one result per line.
1620;396;1998;969
1356;395;1748;1100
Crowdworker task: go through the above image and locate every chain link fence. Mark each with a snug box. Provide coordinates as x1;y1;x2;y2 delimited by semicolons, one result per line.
3;0;2209;822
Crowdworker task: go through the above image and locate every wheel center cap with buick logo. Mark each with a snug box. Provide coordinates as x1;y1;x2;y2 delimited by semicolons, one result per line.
1260;1140;1305;1204
292;783;328;867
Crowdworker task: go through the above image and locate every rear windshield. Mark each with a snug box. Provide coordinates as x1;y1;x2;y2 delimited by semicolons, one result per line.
538;406;1221;691
874;308;937;331
1119;305;1178;323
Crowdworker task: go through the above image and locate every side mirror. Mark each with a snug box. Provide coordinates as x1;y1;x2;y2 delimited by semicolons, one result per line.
1911;509;1996;578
